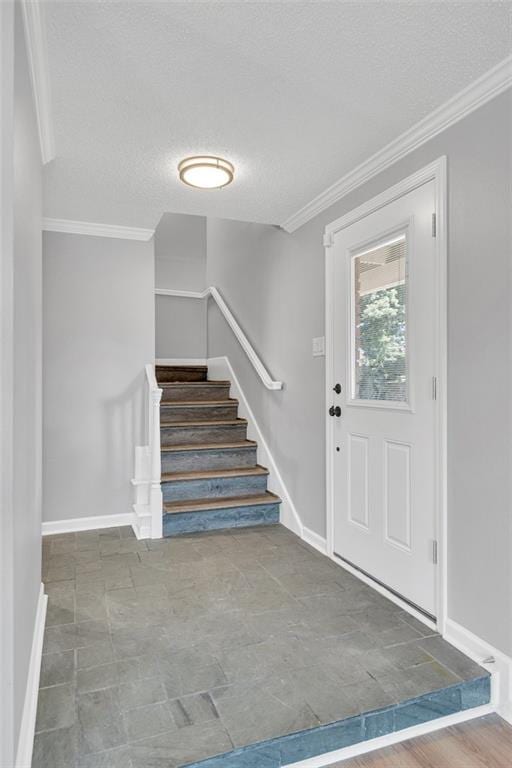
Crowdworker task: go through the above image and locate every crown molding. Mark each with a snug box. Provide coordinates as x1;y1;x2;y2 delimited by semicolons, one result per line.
20;0;55;164
282;55;512;233
43;217;155;241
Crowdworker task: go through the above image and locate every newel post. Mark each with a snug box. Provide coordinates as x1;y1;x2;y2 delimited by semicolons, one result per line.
150;386;163;538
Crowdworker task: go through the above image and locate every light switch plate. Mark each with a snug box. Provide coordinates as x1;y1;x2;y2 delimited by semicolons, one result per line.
312;336;325;357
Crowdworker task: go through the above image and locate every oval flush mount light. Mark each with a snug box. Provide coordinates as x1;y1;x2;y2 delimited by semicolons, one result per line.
178;156;234;189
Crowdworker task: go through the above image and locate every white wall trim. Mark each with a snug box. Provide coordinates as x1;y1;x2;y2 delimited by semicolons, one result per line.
156;287;283;390
284;703;494;767
282;56;512;233
155;358;207;366
444;618;512;724
15;584;47;768
20;1;55;165
207;356;302;537
324;157;448;634
42;512;135;536
302;526;327;555
42;218;154;242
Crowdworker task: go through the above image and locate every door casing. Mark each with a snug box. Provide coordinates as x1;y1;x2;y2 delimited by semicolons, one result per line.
324;157;447;633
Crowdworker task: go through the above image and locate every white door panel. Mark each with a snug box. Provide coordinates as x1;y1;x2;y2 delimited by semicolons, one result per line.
332;181;437;616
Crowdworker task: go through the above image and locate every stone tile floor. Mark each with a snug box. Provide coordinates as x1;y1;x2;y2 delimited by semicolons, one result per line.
35;524;488;768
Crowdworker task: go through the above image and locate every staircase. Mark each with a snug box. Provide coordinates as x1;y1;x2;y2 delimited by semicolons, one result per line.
156;364;281;536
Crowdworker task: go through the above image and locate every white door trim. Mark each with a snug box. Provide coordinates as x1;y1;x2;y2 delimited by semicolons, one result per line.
325;156;447;632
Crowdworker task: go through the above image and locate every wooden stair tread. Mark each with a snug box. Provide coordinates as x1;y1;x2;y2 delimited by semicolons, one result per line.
161;440;257;453
156;365;207;370
159;380;230;387
160;399;238;407
160;418;247;428
162;465;269;482
164;491;281;515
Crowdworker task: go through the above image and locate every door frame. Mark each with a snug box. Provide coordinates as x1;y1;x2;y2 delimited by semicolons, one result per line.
324;157;447;633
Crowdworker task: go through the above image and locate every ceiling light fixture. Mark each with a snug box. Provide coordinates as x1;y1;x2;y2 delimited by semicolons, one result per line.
178;156;234;189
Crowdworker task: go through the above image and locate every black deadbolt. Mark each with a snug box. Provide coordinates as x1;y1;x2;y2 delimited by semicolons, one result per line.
333;383;342;394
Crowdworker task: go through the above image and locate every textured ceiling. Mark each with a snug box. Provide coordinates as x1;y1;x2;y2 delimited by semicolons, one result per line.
43;1;512;228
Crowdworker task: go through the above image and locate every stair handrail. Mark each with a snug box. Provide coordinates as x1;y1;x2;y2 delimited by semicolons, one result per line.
145;363;163;537
155;286;283;391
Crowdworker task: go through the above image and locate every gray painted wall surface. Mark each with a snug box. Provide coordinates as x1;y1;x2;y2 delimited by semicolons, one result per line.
207;90;512;656
155;212;206;358
1;5;43;759
43;232;154;523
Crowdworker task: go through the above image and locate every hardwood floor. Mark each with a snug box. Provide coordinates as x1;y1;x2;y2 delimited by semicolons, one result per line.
334;716;512;768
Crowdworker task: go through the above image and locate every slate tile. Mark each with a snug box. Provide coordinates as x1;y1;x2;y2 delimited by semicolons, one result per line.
395;686;462;729
45;565;76;583
44;620;110;653
214;685;319;748
418;636;488;680
184;744;279;768
75;592;108;622
77;746;133;768
278;716;363;764
118;677;167;711
128;721;233;768
380;640;435;670
46;593;76;626
277;572;346;598
111;624;170;660
180;661;228;696
45;580;76;598
377;660;460;702
363;708;395;740
369;622;424;648
169;692;220;728
40;650;75;688
36;526;488;768
77;640;115;670
77;688;127;755
76;661;120;694
124;702;176;741
116;654;162;684
36;684;76;733
460;675;491;709
32;725;77;768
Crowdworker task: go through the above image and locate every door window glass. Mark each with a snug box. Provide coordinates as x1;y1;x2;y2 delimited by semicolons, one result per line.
351;233;408;402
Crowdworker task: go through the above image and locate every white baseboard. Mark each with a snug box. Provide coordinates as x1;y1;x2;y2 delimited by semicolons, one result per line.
285;702;494;767
15;584;47;768
155;358;207;366
302;526;327;555
42;512;135;536
207;356;303;537
444;617;512;723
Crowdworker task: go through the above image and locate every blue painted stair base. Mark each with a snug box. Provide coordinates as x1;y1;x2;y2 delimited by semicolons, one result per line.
184;676;491;768
162;472;269;502
161;444;258;474
163;502;280;536
157;365;281;536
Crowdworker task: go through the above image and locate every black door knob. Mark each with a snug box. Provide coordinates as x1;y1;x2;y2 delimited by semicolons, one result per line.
333;383;341;394
329;405;342;417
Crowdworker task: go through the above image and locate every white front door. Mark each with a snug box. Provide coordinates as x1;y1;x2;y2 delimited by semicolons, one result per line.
331;180;437;617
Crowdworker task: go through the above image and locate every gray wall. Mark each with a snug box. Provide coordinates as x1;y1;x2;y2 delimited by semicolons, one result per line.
13;4;43;744
207;90;512;656
1;4;43;761
155;212;207;359
43;232;154;523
